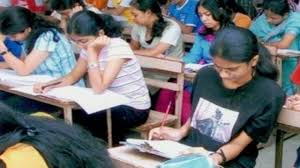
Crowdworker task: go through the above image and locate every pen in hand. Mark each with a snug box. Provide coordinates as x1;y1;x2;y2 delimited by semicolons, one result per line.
160;101;172;129
36;80;62;93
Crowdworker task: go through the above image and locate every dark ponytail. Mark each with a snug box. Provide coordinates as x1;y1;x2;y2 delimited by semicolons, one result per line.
0;102;114;168
131;0;168;38
0;6;62;54
210;26;278;80
67;10;123;37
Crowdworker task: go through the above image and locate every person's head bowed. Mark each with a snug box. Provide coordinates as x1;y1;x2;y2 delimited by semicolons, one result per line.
210;27;278;89
0;6;62;53
196;0;232;32
67;10;123;49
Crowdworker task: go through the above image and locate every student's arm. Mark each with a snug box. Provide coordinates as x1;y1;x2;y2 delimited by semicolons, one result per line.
148;118;191;141
210;131;253;165
88;57;126;93
0;47;49;76
0;62;9;69
133;42;171;58
34;57;87;93
130;39;140;50
86;35;127;93
268;33;296;49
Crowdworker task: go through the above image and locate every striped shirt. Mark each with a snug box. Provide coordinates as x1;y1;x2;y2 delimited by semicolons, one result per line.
26;30;84;86
80;38;150;110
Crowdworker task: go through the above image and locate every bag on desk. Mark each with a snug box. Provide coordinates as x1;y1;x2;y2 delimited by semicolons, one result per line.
158;154;215;168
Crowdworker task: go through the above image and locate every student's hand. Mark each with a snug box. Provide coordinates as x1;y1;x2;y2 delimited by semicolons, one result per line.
70;5;83;18
264;45;277;56
285;94;300;111
148;126;184;141
33;78;70;93
87;35;111;57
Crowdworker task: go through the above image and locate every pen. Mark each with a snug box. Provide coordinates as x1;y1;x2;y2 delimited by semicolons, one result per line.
160;101;172;129
41;81;61;90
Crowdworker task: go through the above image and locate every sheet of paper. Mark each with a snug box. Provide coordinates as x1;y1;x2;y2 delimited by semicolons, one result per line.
277;49;300;57
184;63;213;72
0;69;55;86
123;139;192;159
11;86;131;114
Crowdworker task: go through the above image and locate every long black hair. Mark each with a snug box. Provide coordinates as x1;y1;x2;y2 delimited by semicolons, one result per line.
0;6;63;54
196;0;232;36
210;27;278;80
131;0;168;38
263;0;290;16
0;103;113;168
221;0;248;15
67;10;123;37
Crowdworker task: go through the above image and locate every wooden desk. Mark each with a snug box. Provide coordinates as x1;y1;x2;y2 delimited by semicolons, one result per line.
275;108;300;168
109;146;167;168
0;82;113;147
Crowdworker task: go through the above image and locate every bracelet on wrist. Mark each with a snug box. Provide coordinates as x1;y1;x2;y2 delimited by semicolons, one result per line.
216;149;226;164
87;62;99;70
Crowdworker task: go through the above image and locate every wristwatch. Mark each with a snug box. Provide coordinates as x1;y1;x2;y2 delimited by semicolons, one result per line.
87;62;99;70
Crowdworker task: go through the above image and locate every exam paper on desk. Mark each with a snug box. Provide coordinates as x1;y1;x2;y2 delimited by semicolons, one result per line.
11;86;131;114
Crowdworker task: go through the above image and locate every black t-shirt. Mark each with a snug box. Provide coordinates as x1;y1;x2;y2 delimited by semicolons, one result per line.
182;66;285;168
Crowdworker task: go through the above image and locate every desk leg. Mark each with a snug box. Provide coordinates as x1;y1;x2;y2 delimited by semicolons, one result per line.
275;129;285;168
107;109;112;148
63;107;73;125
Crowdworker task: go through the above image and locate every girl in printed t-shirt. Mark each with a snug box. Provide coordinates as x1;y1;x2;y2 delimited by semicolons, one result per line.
149;27;285;168
34;10;151;143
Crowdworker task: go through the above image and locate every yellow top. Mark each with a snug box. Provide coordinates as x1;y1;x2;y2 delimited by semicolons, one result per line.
112;0;134;23
0;143;48;168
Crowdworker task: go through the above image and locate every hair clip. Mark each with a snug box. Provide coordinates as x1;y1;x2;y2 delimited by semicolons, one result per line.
26;127;37;137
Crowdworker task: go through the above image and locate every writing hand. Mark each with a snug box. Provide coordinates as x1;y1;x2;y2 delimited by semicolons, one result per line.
33;79;64;93
148;126;183;141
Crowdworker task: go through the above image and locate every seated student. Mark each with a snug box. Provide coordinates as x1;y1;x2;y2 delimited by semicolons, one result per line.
102;0;134;23
130;0;183;58
0;103;114;168
235;0;257;19
250;0;300;96
183;0;233;64
222;0;252;29
150;27;285;168
155;0;233;124
34;10;151;142
0;6;82;113
167;0;202;33
46;0;87;32
0;36;22;69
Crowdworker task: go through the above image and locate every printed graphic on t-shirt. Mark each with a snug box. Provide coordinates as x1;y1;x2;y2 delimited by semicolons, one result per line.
191;98;239;143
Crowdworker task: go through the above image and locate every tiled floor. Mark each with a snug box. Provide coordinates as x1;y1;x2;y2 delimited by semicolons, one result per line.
255;135;300;168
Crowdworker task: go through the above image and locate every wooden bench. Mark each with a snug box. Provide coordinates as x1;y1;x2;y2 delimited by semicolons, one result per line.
133;55;185;139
